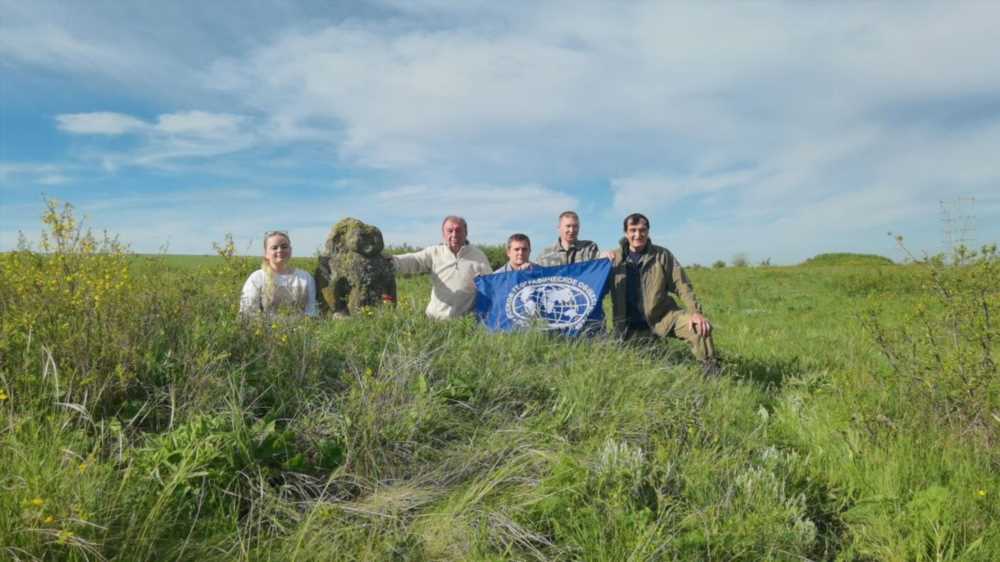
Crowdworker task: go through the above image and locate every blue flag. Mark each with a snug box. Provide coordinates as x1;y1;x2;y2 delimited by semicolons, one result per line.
475;259;612;336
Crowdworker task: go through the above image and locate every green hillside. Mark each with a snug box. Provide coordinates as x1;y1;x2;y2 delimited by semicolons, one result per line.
2;209;997;560
802;252;896;267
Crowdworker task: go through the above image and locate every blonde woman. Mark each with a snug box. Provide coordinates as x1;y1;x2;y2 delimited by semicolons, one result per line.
240;230;318;317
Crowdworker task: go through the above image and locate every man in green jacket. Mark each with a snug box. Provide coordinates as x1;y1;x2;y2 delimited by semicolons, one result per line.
610;213;720;374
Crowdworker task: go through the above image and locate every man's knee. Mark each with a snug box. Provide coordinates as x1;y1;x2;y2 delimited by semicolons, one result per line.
670;314;716;361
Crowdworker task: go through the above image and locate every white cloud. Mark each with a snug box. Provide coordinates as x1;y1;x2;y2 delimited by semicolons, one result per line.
202;2;1000;190
56;112;148;135
52;110;259;168
0;163;58;182
0;162;75;187
155;111;246;137
0;23;135;75
5;1;1000;261
611;168;764;216
37;174;71;185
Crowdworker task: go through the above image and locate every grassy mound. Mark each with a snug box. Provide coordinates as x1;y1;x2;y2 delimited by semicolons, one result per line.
802;252;895;267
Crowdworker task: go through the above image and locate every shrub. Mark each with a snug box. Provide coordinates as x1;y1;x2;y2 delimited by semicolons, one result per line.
0;200;141;412
731;253;749;268
477;244;507;270
863;242;999;444
712;260;726;269
0;201;260;419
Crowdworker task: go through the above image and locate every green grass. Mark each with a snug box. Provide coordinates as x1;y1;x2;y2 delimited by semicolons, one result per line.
2;206;998;560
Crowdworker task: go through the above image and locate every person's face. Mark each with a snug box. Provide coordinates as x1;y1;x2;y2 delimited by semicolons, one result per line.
442;220;467;253
265;234;292;271
625;221;649;252
559;216;580;246
507;240;531;268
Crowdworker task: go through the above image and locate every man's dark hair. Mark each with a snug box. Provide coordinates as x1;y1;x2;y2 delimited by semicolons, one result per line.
623;213;650;231
506;233;531;250
558;211;579;222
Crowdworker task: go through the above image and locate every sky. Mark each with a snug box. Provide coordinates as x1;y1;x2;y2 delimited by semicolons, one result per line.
2;0;999;265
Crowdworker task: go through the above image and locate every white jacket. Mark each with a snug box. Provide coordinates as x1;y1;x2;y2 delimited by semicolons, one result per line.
393;244;492;319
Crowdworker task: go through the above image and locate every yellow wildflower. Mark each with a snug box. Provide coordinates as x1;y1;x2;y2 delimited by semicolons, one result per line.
977;489;987;497
0;389;8;401
44;516;55;524
31;497;45;507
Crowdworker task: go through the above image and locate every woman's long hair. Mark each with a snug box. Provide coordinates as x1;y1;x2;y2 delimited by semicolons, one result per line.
259;232;307;313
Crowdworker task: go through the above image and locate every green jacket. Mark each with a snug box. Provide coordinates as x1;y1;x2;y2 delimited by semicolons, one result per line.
610;238;702;336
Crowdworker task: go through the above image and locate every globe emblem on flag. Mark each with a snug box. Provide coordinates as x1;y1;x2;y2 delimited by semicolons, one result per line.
505;276;598;330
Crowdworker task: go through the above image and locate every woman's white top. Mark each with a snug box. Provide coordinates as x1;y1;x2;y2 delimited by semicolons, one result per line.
240;268;318;317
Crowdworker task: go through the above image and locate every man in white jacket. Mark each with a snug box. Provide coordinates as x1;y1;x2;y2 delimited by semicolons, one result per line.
392;216;493;319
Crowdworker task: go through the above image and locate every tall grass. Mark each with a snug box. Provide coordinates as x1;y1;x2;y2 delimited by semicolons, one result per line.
1;201;998;560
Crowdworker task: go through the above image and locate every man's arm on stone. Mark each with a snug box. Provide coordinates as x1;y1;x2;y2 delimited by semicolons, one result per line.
392;247;435;275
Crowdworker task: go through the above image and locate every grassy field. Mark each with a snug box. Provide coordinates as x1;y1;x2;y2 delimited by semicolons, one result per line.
2;204;998;561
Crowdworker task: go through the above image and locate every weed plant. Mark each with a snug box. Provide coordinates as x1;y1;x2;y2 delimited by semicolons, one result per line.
863;242;999;445
1;202;998;560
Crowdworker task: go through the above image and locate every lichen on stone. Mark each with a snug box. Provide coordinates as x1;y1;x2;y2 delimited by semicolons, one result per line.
315;218;397;316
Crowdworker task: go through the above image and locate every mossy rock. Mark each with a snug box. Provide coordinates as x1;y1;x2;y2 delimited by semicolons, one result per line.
315;218;397;316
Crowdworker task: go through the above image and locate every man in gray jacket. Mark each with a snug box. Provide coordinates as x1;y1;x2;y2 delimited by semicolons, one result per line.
536;211;600;266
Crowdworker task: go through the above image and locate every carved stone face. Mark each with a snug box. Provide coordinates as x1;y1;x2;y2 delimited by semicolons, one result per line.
327;218;385;257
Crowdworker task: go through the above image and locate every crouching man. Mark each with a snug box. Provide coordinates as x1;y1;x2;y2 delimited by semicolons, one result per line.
610;213;721;374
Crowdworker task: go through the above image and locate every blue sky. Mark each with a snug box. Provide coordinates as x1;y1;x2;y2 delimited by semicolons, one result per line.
2;0;999;264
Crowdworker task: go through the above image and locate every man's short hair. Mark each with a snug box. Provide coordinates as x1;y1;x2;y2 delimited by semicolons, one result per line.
623;213;650;231
441;215;468;231
506;233;531;250
558;211;580;222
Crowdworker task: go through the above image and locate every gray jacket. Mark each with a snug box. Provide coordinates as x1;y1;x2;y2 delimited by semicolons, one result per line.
536;239;599;267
